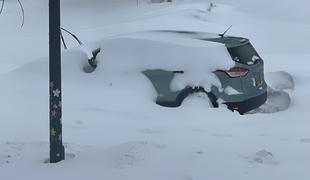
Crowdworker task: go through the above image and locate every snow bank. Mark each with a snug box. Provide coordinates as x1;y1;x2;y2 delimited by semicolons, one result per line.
17;33;233;94
96;36;233;91
251;71;294;114
255;87;291;114
265;71;294;91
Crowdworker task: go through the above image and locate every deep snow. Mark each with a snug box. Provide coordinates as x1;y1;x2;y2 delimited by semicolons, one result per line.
1;0;310;180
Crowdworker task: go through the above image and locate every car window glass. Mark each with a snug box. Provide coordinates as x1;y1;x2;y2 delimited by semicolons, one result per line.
228;44;260;64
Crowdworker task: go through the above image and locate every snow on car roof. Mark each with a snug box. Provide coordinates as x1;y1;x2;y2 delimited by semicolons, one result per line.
97;30;233;71
90;32;234;91
107;30;224;49
117;30;250;49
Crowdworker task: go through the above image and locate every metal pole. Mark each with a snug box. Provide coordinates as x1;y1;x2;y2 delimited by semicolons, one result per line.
49;0;65;163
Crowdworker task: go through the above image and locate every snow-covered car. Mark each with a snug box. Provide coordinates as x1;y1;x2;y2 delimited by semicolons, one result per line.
142;33;267;114
85;31;267;115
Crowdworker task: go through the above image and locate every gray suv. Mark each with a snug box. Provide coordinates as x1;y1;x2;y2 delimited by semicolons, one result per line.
142;32;267;115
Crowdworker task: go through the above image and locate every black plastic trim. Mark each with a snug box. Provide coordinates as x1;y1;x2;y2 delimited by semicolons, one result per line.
225;91;267;115
156;87;219;108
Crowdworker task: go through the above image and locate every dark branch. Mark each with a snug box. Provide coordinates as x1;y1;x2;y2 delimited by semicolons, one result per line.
60;27;83;46
60;32;68;49
0;0;4;15
17;0;25;27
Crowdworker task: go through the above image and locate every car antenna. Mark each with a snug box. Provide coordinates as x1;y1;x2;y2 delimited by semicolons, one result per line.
219;25;232;38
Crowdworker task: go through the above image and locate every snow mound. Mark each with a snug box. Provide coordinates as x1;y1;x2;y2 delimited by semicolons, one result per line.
251;71;294;114
256;87;291;114
96;36;233;91
265;71;294;91
15;34;233;91
181;92;214;107
98;36;232;71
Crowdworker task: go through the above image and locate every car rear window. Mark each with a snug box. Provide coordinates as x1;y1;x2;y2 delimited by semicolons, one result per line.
227;43;260;65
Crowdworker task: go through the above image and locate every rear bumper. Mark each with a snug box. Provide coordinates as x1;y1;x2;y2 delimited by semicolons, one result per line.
224;91;267;115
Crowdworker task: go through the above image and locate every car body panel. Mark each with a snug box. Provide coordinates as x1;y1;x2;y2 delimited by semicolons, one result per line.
142;33;267;114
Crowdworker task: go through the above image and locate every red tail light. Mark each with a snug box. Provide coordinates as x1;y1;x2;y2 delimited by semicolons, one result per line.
216;67;249;78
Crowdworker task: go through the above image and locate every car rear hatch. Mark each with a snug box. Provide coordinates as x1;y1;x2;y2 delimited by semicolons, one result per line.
227;42;266;91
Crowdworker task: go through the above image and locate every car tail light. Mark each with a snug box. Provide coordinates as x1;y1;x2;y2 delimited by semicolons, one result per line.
216;67;249;78
228;102;242;110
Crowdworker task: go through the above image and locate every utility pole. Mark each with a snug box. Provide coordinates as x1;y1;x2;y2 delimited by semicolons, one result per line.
49;0;65;163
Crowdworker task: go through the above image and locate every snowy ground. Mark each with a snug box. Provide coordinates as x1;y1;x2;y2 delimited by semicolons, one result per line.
1;0;310;180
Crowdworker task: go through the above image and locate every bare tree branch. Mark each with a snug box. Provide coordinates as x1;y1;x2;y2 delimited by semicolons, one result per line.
60;32;68;49
60;27;83;46
0;0;4;15
17;0;24;27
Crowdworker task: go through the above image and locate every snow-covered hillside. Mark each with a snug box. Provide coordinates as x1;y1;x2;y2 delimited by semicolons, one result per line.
1;0;310;180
